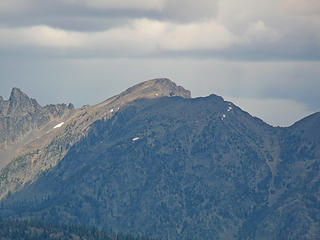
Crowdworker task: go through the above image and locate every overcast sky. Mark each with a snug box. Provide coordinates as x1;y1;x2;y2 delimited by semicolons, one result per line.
0;0;319;126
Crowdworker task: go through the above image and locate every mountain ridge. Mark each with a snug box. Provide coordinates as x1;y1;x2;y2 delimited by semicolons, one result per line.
0;79;319;239
0;78;191;199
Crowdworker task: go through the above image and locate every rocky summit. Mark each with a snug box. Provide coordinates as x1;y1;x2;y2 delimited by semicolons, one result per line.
0;79;319;240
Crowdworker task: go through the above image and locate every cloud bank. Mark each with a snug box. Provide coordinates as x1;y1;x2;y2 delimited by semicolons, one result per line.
0;0;319;59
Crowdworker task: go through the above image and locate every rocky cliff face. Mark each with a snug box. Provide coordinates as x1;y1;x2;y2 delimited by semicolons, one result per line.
0;88;74;168
0;88;43;145
0;82;319;239
0;88;75;146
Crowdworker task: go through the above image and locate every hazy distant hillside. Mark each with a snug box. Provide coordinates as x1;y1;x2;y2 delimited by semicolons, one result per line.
1;81;319;240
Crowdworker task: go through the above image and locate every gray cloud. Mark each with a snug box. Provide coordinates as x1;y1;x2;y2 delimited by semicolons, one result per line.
0;0;319;60
0;0;218;29
0;18;319;61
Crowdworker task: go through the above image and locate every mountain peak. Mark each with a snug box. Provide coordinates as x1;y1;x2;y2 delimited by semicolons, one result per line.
7;87;41;115
147;78;191;97
119;78;191;100
9;87;30;104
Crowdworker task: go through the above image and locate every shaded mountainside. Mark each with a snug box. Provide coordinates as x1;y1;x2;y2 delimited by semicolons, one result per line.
1;91;319;239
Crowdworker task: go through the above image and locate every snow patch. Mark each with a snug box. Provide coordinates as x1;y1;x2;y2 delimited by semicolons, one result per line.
132;137;140;142
53;122;64;129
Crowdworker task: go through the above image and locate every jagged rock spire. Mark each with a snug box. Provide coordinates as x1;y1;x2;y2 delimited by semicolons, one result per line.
7;88;41;115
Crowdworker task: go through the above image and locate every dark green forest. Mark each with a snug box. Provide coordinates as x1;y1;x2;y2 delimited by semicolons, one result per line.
0;218;152;240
